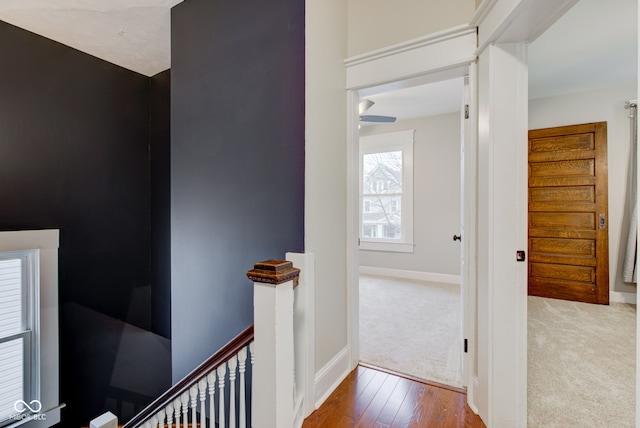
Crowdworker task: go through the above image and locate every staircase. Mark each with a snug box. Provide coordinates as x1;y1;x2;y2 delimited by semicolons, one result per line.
123;325;254;428
91;258;305;428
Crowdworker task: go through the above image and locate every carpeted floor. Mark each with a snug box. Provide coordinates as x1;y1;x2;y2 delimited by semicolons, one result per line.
359;275;463;388
359;275;636;426
528;296;636;427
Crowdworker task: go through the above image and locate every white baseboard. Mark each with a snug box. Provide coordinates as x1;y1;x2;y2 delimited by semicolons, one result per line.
610;291;637;304
314;346;351;409
468;377;480;415
359;266;461;285
293;394;304;428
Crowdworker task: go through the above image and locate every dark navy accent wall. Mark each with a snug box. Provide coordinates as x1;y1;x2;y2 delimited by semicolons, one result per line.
150;70;172;339
170;0;305;381
0;22;171;426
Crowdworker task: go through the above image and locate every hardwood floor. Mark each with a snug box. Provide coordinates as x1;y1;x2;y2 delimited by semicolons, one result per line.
302;365;485;428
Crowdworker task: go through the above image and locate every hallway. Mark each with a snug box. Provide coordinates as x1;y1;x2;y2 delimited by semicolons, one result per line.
302;365;483;427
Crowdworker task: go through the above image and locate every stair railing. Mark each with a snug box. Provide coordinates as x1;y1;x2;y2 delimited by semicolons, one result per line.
122;324;254;428
91;258;302;428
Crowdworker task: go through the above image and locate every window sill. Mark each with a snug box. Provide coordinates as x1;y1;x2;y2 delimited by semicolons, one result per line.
359;241;414;253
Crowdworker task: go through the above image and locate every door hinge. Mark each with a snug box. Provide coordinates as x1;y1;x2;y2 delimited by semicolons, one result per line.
464;104;469;119
464;338;468;353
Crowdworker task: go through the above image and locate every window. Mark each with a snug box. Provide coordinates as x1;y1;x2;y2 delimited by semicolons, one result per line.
360;129;414;252
0;250;39;425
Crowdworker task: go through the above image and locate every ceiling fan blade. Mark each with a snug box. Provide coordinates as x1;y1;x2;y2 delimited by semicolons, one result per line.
360;115;397;123
358;99;375;115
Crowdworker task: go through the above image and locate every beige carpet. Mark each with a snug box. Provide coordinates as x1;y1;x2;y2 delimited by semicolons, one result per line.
528;296;636;427
359;275;463;388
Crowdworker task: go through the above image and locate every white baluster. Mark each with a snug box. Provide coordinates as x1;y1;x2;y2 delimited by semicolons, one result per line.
181;391;189;428
229;356;238;428
190;385;198;427
144;422;151;428
198;378;208;428
238;346;248;428
157;409;166;428
152;416;159;428
217;363;227;428
207;371;217;427
173;398;182;428
166;402;174;428
249;342;255;428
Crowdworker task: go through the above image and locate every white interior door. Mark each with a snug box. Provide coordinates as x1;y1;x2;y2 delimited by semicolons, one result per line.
460;65;478;410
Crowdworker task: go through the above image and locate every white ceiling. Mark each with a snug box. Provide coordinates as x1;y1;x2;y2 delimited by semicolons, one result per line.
529;0;637;100
0;0;635;103
0;0;183;77
361;78;464;125
364;0;638;122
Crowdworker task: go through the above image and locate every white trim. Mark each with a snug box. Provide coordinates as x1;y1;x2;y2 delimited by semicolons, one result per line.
476;42;529;427
0;230;59;251
345;25;477;91
359;266;461;285
0;230;60;428
313;346;351;410
347;91;361;370
471;0;578;54
286;252;316;419
359;242;414;253
468;378;481;414
462;65;479;403
6;404;65;428
293;395;304;428
345;24;477;68
610;291;637;305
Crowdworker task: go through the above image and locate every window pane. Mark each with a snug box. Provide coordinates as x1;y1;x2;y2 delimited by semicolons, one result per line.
362;195;402;240
363;151;402;194
0;338;24;422
0;259;22;338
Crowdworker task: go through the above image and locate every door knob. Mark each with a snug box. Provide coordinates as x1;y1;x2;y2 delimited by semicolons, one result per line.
453;234;461;242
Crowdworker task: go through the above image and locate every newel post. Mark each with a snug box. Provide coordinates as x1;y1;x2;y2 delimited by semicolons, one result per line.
247;259;300;428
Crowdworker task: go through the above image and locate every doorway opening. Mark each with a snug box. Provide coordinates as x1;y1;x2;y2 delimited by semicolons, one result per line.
353;75;469;390
527;0;637;425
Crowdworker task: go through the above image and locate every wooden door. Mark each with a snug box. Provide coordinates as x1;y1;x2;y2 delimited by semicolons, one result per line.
528;122;609;304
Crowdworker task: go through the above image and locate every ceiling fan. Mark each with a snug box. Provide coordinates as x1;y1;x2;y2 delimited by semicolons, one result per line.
359;99;397;123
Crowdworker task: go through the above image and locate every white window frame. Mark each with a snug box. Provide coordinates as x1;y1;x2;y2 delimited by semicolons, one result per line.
359;129;415;253
0;230;61;428
0;251;40;427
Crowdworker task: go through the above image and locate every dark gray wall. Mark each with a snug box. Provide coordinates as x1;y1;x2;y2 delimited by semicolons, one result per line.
0;22;171;426
150;69;172;339
171;0;305;381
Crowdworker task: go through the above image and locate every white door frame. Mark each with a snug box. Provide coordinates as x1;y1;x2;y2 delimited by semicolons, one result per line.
344;23;479;408
470;0;579;426
461;64;479;411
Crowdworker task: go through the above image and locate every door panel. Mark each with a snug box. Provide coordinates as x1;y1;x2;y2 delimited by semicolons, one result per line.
528;122;609;304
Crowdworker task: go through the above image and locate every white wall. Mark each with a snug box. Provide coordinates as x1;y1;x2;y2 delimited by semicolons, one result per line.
305;0;350;404
347;0;475;57
359;113;462;276
529;82;638;295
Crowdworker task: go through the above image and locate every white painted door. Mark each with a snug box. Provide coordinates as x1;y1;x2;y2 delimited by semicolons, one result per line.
460;65;478;407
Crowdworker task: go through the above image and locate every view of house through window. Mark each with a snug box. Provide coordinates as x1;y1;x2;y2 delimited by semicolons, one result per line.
362;150;403;239
359;129;415;253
